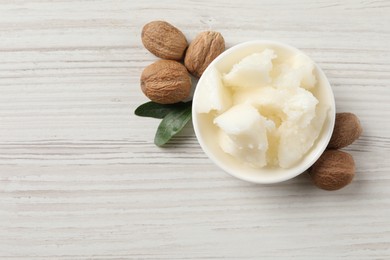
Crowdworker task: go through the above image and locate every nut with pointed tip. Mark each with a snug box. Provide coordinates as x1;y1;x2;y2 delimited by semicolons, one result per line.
309;150;355;191
184;31;225;78
141;21;188;60
141;60;191;104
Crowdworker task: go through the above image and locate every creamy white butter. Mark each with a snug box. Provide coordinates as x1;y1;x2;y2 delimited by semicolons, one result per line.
195;48;327;168
223;49;276;89
214;104;275;168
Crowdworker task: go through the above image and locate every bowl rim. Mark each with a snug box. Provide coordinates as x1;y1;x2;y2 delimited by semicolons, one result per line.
192;40;336;184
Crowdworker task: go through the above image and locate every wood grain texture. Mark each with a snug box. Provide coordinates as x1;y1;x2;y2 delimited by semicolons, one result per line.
1;0;390;259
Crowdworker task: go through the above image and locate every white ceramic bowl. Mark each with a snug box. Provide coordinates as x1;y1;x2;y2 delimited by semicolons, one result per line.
192;40;336;184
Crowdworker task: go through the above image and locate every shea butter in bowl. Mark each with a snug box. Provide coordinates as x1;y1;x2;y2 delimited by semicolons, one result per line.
192;40;335;184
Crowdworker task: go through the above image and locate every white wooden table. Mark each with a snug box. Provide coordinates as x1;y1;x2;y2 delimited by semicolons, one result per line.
1;1;389;259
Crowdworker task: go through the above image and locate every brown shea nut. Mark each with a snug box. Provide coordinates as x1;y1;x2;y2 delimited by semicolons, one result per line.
184;31;225;78
309;150;355;191
141;60;191;104
328;112;362;149
141;21;188;60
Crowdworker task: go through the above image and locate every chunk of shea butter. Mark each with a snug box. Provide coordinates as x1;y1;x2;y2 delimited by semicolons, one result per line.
233;86;289;124
217;130;270;167
214;104;275;167
278;105;328;168
233;86;287;107
195;66;232;114
283;87;318;128
223;49;276;88
293;54;317;89
274;53;316;90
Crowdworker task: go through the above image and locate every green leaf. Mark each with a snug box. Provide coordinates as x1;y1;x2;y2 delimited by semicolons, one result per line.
134;101;187;119
154;103;192;146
